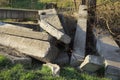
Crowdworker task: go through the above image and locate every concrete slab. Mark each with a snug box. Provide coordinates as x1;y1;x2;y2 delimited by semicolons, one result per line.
38;9;64;32
80;55;104;72
93;28;120;79
105;60;120;80
96;37;120;62
95;28;120;62
71;18;87;66
38;20;71;44
0;23;52;41
0;33;59;62
70;5;87;66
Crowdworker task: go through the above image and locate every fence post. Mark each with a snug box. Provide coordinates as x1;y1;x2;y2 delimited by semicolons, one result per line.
86;0;97;55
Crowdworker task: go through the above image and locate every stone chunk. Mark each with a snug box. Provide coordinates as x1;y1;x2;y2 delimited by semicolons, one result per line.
0;33;59;62
43;63;60;77
80;55;104;72
38;20;71;44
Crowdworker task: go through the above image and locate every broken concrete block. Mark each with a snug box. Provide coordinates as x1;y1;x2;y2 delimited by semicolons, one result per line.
38;9;64;32
0;33;59;62
38;20;71;44
80;55;104;72
105;60;120;80
0;23;53;41
43;63;60;77
0;52;32;66
53;52;69;65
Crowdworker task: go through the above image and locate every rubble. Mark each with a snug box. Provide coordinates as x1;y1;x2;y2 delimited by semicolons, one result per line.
0;6;120;80
43;63;60;77
79;55;104;72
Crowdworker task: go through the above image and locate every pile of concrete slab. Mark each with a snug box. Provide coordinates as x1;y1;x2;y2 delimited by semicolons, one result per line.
0;9;71;66
0;7;120;79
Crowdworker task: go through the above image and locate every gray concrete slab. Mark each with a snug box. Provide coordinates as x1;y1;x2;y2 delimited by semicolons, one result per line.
105;60;120;80
70;53;84;67
71;18;87;66
0;33;59;62
38;20;71;44
94;28;120;62
79;55;104;72
38;9;64;32
70;5;88;66
0;23;52;41
93;28;120;79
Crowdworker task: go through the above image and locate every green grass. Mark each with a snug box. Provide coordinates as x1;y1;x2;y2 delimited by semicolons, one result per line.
0;55;109;80
0;54;11;68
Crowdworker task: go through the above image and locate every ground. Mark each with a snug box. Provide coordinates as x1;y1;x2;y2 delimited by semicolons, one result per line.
0;54;109;80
